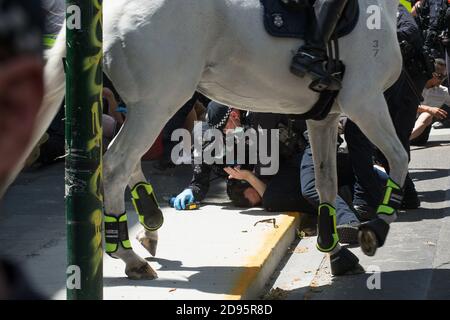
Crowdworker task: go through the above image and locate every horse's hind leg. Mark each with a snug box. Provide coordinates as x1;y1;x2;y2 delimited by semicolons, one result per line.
103;101;169;280
128;162;159;257
340;93;409;257
306;112;360;276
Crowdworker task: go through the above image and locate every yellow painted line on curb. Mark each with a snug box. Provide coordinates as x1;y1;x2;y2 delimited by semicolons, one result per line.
225;212;300;300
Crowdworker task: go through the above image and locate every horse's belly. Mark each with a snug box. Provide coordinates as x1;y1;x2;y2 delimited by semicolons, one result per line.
196;42;320;114
197;77;317;114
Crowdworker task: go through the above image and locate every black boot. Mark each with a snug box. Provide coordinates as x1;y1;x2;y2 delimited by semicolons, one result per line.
401;175;420;209
290;0;349;92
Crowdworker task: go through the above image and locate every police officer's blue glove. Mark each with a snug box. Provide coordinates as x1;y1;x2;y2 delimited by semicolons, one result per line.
173;189;194;210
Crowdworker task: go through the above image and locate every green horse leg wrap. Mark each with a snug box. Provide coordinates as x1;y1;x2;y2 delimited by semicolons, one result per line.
131;182;164;231
316;203;339;253
104;213;132;257
377;178;403;216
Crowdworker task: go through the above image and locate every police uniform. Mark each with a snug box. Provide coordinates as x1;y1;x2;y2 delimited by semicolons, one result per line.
187;109;255;202
345;4;427;214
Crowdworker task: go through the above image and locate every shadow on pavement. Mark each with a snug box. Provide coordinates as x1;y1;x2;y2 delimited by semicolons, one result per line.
409;168;450;182
288;268;450;300
395;208;446;222
411;140;450;151
103;256;258;295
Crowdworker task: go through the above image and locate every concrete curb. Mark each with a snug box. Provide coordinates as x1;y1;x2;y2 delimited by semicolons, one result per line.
225;212;300;300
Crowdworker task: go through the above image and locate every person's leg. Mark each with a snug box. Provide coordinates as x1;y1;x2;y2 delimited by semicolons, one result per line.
290;0;349;91
336;151;355;205
300;145;360;243
344;120;382;221
378;79;421;209
384;73;415;157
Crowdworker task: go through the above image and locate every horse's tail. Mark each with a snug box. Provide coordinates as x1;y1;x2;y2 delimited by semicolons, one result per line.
0;27;67;197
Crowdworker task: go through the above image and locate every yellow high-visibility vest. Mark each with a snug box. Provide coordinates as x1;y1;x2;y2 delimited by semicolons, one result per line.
400;0;413;12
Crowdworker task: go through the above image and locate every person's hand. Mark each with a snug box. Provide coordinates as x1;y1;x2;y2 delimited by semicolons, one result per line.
224;167;252;181
428;107;448;120
173;189;194;210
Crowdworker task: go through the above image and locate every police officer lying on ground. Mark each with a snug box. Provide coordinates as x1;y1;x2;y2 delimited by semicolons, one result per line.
172;103;361;244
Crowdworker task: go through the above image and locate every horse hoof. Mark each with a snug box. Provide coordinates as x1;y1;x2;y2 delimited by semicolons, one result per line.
358;218;390;256
330;247;359;276
125;262;158;280
137;230;158;256
358;228;378;256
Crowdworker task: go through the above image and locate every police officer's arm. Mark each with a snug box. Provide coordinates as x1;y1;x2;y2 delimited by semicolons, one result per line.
189;162;212;201
397;4;421;44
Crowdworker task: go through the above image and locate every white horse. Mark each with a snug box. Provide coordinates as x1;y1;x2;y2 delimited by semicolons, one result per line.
7;0;407;279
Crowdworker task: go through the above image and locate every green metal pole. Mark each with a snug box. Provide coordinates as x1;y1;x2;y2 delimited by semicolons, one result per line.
65;0;103;300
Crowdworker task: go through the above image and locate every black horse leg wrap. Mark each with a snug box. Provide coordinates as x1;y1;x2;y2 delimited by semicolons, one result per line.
316;203;339;252
131;182;164;231
104;213;132;257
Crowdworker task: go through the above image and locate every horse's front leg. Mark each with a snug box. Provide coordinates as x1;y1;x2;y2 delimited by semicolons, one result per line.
128;162;160;257
306;113;359;276
103;104;165;280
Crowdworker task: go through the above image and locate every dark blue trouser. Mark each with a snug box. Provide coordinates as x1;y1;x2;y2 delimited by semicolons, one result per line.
345;71;425;208
344;119;383;208
299;145;359;225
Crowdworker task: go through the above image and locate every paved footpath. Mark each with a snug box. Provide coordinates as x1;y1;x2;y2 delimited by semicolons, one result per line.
0;162;298;299
265;128;450;300
1;128;449;300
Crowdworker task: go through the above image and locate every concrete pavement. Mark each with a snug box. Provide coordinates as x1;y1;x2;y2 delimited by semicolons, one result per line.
2;128;449;300
265;128;450;300
0;162;299;299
